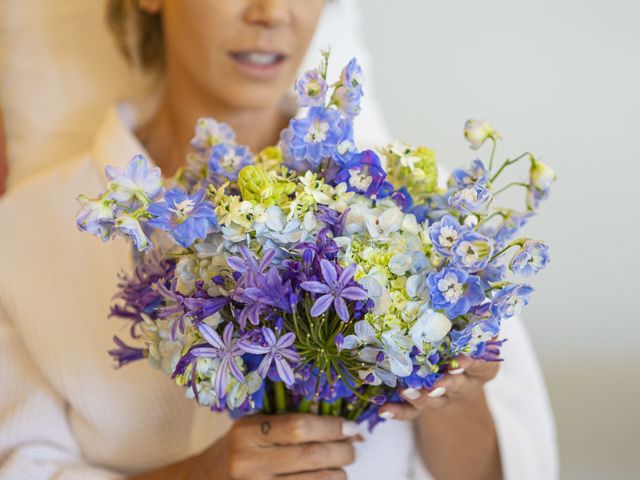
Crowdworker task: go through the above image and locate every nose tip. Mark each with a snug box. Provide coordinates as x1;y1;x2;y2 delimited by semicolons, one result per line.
244;0;291;27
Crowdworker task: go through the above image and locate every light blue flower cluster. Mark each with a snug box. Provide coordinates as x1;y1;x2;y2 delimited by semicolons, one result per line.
76;52;555;431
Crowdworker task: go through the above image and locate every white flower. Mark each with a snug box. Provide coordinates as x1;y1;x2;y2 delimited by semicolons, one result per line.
381;329;414;377
389;253;413;276
406;274;428;299
342;321;380;349
366;206;404;239
410;309;452;351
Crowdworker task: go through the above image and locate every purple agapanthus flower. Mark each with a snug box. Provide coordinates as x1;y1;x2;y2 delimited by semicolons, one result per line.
301;260;368;322
490;284;534;321
240;327;301;386
190;322;244;399
509;240;550;277
105;154;163;205
449;184;492;215
451;159;489;188
147;188;218;248
227;246;277;287
426;267;485;318
281;107;343;172
109;336;146;367
334;150;388;199
429;214;468;257
208;143;253;181
295;68;328;107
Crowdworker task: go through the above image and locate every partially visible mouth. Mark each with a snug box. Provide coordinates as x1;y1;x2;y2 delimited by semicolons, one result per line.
229;51;289;79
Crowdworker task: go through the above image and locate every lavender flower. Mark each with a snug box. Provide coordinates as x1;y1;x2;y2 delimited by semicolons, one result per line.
109;336;146;367
76;195;115;241
147;188;218;248
114;213;152;252
240;327;301;386
301;260;368;321
190;322;244;399
191;117;235;151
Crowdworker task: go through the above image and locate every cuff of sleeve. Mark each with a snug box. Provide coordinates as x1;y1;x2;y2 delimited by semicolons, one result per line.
0;444;124;480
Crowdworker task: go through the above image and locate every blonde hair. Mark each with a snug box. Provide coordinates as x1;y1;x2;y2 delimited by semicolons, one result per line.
106;0;164;72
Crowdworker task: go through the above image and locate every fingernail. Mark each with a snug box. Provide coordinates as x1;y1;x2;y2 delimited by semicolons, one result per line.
379;411;395;420
402;388;421;400
449;368;465;375
342;421;359;437
428;387;446;398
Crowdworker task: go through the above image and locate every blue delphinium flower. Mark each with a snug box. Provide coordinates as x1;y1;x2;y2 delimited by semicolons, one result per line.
105;154;163;205
509;240;550;277
526;159;556;210
334;150;390;199
76;195;115;241
208;143;253;181
490;284;534;321
429;214;468;257
451;231;495;273
189;322;244;399
281;107;343;172
426;267;485;318
449;184;492;215
492;211;534;245
191;117;236;151
451;159;489;188
240;327;301;386
147;188;218;248
295;69;328;107
114;212;152;252
334;58;364;118
301;260;368;321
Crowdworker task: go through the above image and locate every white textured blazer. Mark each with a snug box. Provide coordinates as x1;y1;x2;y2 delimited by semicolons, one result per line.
0;104;558;480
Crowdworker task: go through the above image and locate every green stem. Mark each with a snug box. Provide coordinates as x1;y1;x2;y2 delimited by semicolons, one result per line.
273;381;287;414
490;152;533;183
332;399;343;417
321;402;332;416
298;398;312;413
263;389;272;414
488;137;498;171
492;181;529;197
489;239;525;263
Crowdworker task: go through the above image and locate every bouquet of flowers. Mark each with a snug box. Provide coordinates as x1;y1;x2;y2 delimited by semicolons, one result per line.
76;52;555;430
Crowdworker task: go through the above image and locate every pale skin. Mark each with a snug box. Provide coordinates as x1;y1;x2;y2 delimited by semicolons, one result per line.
120;0;502;478
0;109;7;196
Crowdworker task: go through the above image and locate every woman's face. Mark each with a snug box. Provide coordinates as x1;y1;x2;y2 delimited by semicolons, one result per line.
155;0;326;110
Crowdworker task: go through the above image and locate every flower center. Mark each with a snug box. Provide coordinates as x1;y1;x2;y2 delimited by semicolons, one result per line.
438;273;464;303
439;226;458;247
170;198;196;221
304;120;330;143
348;168;373;191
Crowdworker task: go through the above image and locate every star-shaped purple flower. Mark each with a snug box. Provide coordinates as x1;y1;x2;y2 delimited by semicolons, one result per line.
240;327;301;386
190;322;244;399
301;259;368;322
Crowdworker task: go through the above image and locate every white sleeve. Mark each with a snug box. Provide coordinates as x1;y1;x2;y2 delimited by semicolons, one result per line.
411;317;558;480
0;307;124;480
484;317;559;480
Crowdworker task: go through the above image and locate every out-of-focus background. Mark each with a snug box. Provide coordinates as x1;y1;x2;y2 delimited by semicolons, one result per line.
358;1;640;479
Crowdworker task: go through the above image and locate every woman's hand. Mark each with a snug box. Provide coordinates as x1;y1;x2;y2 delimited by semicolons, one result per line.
379;356;500;420
0;108;8;196
131;413;360;480
379;357;503;480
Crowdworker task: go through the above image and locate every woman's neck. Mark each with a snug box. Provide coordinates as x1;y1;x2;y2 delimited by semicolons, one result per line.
136;77;290;177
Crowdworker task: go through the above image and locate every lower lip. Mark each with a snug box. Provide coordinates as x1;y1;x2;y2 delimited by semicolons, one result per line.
229;54;288;80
